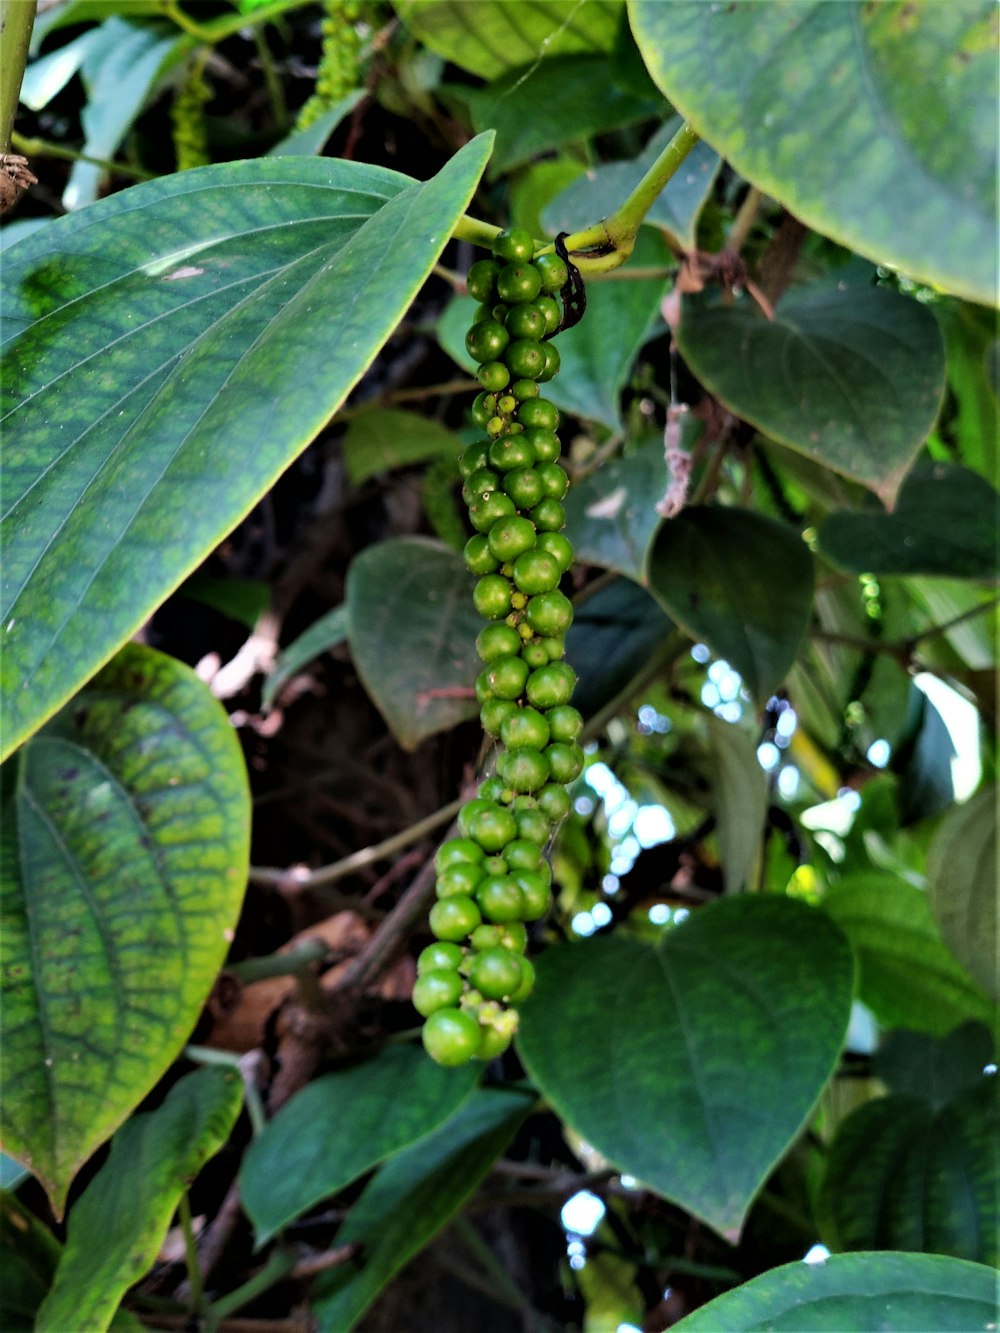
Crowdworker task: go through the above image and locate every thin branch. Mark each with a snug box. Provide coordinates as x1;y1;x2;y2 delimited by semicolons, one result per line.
11;130;155;180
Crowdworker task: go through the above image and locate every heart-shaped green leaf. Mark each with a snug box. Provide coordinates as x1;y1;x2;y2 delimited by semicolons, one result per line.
310;1086;535;1329
563;437;667;583
0;137;492;760
927;786;998;1000
565;576;672;719
241;1045;478;1244
393;0;622;79
819;464;1000;578
543;117;721;251
0;644;250;1214
675;287;946;506
517;896;854;1236
343;407;460;486
629;0;998;304
817;1082;998;1264
821;873;995;1037
647;507;815;701
345;538;481;749
37;1066;243;1332
875;1022;995;1110
671;1251;999;1331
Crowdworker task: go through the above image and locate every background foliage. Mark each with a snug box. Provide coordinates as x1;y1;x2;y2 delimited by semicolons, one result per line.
1;0;996;1328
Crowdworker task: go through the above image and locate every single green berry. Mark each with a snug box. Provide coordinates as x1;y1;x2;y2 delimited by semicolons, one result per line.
497;262;542;305
462;468;501;502
534;252;569;293
545;741;584;784
500;706;550;751
487;515;536;563
526;662;576;708
545;704;583;743
473;573;514;620
417;940;464;972
488;435;537;473
535;294;561;334
536;531;574;573
505;303;546;340
536;462;569;500
470;923;503;951
469;491;516;534
476;623;522;662
525;589;573;637
497;746;550;793
476;875;526;922
435;838;486;874
502;838;544;871
511;379;540;401
464;533;499;576
530;498;566;532
492;226;535;263
511;955;536;1001
520;640;548;669
502;467;544;510
477;360;509;392
537;782;573;820
520;427;561;464
429;894;482;941
485;653;530;701
467;258;500;302
511;870;552;921
538;341;561;382
516;398;560;431
477;776;507;803
480;698;518;736
506;339;546;380
466;804;518;853
465;319;509;364
477;1024;513;1061
422;1007;482;1065
469;946;524;1000
515;806;552;844
513;548;561;595
459;440;491;477
458;798;495;837
500;921;528;952
437;861;486;898
412;968;464;1016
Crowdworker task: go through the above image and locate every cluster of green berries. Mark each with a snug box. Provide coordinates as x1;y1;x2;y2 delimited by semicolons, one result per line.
297;0;363;130
419;227;585;1068
171;62;212;171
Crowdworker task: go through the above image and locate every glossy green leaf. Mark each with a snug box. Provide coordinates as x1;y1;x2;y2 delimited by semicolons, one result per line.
310;1086;535;1329
261;604;348;712
345;538;481;749
874;1022;995;1110
1;138;492;760
672;1251;999;1331
464;54;662;175
437;292;479;374
647;507;815;701
819;464;1000;578
0;1191;61;1331
563;436;670;583
393;0;622;79
629;1;998;305
676;286;946;506
817;1082;998;1263
927;786;998;999
510;155;587;238
545;228;672;429
707;715;768;895
343;407;460;485
821;873;994;1037
0;644;250;1214
565;577;672;719
37;1067;243;1332
241;1044;479;1244
543;117;721;250
517;897;854;1235
179;575;269;630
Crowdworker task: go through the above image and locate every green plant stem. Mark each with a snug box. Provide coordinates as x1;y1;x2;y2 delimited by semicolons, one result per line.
225;938;328;981
728;185;764;254
164;0;313;44
253;25;287;128
183;1045;268;1136
178;1192;206;1315
248;794;464;888
0;0;35;153
206;1249;297;1321
10;131;155;180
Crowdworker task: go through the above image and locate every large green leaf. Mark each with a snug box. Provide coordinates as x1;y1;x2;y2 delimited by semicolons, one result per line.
707;715;769;895
647;507;815;701
543;117;721;251
927;786;998;999
310;1086;535;1330
393;0;622;79
628;1;998;305
0;138;493;760
819;464;1000;578
562;436;669;584
37;1067;243;1332
672;1251;999;1331
345;538;481;750
821;873;994;1037
817;1083;998;1264
543;228;672;430
463;53;662;175
241;1044;478;1244
676;287;946;506
0;644;250;1214
517;896;854;1236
